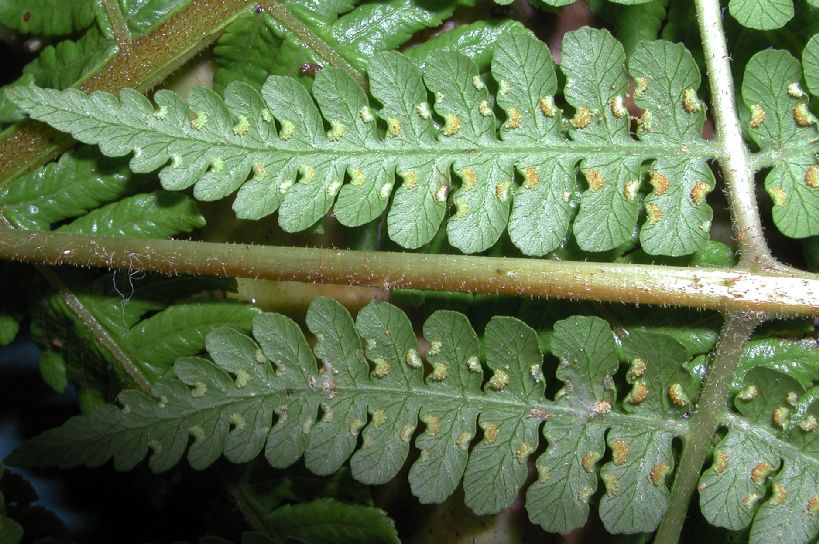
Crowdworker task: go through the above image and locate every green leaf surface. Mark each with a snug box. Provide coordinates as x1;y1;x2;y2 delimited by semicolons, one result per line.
630;40;714;255
8;298;706;535
38;351;68;393
8;32;718;257
22;27;117;91
525;413;605;534
592;0;669;57
329;0;450;71
804;35;819;97
699;368;819;543
286;0;357;24
57;190;205;239
252;0;470;92
252;498;399;544
597;332;695;533
0;75;32;125
11;299;817;539
0;313;19;346
116;0;191;38
560;28;642;252
409;311;481;503
125;301;260;381
742;49;819;238
461;315;544;514
526;315;618;534
733;338;819;392
0;26;116;124
0;148;150;231
403;20;530;71
492;32;574;256
617;309;721;359
729;0;795;30
213;12;284;95
0;0;96;35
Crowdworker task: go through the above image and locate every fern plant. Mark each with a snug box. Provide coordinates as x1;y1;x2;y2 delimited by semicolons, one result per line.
0;0;817;543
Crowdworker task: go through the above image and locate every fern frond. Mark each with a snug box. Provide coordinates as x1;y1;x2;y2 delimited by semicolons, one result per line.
0;27;117;125
8;31;719;257
56;191;205;239
10;297;817;542
287;0;359;23
733;338;819;392
0;0;193;126
742;48;819;239
124;300;264;380
324;0;481;72
6;297;692;535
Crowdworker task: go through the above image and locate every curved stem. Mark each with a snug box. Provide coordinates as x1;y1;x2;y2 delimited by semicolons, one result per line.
101;0;132;45
654;313;760;544
695;0;776;271
0;227;817;315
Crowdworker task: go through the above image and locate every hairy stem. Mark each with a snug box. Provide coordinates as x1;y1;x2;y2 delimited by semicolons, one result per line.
0;227;817;315
101;0;132;45
0;0;250;185
695;0;776;271
654;313;761;544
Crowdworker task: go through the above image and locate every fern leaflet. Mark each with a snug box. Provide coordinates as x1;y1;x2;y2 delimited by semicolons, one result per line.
699;368;818;542
0;147;204;237
742;49;819;239
8;31;719;257
728;0;795;30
